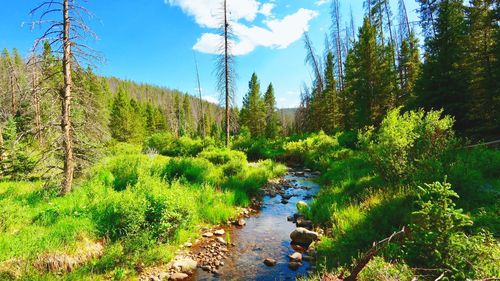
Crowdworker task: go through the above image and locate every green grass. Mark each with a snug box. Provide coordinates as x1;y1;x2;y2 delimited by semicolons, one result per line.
0;144;286;279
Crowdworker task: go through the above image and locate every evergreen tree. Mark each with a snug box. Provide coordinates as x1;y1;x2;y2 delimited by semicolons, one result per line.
240;73;266;137
263;83;280;138
323;51;342;132
464;0;499;137
345;17;397;128
399;31;421;106
110;88;145;142
415;0;469;131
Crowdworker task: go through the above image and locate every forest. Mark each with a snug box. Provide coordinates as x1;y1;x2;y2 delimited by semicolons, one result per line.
0;0;498;280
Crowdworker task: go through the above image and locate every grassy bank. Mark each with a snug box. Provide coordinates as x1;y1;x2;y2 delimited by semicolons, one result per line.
255;109;499;280
0;139;286;280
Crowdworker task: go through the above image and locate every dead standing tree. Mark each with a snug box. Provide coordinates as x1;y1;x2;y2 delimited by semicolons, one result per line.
216;0;236;147
30;0;97;195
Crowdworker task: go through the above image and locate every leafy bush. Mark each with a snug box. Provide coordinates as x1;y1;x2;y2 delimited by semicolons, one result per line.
358;257;414;281
93;190;146;241
144;133;206;157
361;108;455;184
198;148;246;165
284;132;343;170
232;131;286;160
405;181;483;279
95;154;148;191
156;157;221;184
144;190;194;242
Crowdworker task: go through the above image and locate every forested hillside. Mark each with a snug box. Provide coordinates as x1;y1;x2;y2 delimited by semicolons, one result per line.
0;0;498;280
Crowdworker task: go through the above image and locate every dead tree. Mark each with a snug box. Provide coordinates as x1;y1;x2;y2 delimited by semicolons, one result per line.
29;55;44;144
31;0;97;195
193;53;205;139
303;32;323;95
331;0;344;91
344;227;407;281
216;0;236;147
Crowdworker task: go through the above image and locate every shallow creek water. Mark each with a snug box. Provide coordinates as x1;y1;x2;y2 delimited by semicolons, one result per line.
193;170;320;281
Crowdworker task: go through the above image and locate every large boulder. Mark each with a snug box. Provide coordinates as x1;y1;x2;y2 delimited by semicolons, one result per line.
290;228;319;246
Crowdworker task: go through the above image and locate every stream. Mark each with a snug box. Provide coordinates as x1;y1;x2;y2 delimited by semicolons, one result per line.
193;168;321;281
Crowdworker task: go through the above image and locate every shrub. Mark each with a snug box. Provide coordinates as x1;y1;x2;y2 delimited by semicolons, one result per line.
284;132;341;170
104;155;145;191
198;148;246;165
156;157;221;184
361;108;455;184
144;191;194;242
93;191;146;241
358;257;414;281
405;181;474;278
144;133;206;157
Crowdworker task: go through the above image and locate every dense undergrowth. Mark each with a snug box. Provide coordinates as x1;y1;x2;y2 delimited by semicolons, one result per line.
0;139;286;280
279;109;499;280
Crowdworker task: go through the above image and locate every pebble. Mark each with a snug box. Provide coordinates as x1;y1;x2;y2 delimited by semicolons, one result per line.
288;261;302;271
169;272;188;280
202;232;214;238
263;258;277;266
289;252;303;262
214;229;225;236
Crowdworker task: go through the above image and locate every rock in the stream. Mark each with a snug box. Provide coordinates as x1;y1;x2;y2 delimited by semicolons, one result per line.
281;199;289;204
289;252;303;262
296;218;313;230
288;261;302;271
234;219;246;226
281;194;293;200
287;216;294;222
202;232;214;238
290;228;319;246
295;171;305;177
214;229;225;236
293;213;305;221
172;257;197;273
263;258;277;266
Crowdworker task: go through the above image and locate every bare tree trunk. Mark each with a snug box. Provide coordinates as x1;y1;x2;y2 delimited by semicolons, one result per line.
384;0;403;101
32;65;43;144
10;74;17;116
224;0;230;147
60;0;75;195
0;124;4;163
194;53;205;139
333;0;344;91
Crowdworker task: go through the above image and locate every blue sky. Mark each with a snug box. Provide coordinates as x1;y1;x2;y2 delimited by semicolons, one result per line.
0;0;420;108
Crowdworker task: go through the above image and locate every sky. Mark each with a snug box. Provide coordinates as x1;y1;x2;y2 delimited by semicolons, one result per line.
0;0;420;108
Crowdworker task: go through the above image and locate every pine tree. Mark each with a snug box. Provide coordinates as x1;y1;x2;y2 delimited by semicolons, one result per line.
240;73;266;137
415;0;469;131
464;0;499;137
345;17;397;128
110;88;146;142
263;83;280;138
323;51;341;132
399;31;421;106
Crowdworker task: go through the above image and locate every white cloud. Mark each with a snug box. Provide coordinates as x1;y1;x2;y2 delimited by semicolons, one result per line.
167;0;318;56
315;0;329;6
202;95;218;104
259;3;274;17
166;0;261;28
